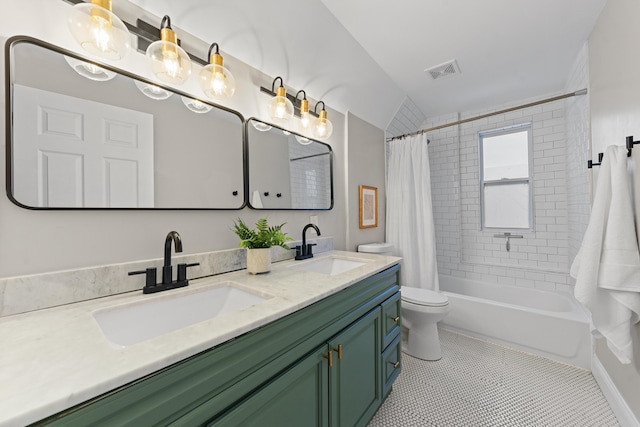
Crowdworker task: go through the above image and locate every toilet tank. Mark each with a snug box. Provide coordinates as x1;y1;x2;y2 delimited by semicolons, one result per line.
357;243;395;256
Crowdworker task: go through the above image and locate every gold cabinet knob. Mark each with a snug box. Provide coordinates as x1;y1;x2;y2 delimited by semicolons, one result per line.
391;316;400;323
390;361;400;368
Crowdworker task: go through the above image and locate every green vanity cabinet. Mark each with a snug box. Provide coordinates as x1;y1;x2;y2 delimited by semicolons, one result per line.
37;264;400;427
210;344;330;427
212;308;381;427
328;308;381;427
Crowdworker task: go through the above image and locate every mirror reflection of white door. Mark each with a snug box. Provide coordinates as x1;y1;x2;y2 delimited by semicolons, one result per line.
12;84;154;207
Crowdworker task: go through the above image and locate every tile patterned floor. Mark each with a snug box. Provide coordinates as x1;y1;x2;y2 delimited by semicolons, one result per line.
368;329;619;427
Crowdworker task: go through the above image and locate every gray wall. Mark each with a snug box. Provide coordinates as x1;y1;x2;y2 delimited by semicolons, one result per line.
589;0;640;419
347;112;386;251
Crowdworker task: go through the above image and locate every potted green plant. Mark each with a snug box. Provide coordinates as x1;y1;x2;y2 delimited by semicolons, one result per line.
232;217;293;274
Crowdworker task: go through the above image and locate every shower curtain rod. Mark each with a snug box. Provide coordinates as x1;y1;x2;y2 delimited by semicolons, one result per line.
386;88;588;142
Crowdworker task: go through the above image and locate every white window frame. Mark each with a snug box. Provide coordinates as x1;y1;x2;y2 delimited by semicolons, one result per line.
478;123;534;232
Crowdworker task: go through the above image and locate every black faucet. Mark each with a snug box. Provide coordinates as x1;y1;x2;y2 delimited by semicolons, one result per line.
128;231;199;294
163;231;182;284
295;224;321;260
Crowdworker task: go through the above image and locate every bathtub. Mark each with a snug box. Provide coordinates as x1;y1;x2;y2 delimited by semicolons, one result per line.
438;275;592;369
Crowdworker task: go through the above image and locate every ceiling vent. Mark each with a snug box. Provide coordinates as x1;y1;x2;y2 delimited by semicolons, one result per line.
425;60;461;80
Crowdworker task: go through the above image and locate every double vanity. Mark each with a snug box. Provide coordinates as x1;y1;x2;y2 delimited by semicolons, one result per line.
2;32;394;427
0;251;401;426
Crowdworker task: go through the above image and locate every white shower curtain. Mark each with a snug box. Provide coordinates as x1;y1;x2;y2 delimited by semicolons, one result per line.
386;134;439;290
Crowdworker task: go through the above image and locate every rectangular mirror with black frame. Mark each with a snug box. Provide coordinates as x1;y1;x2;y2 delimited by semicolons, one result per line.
6;37;246;209
246;118;333;210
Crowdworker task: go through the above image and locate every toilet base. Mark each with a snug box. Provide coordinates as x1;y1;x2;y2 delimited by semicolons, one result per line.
402;321;443;361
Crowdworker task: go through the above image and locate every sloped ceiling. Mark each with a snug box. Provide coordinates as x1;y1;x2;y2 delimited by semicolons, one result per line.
127;0;606;130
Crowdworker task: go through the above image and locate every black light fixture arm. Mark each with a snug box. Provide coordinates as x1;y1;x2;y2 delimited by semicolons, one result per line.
296;90;307;101
208;42;219;57
271;76;284;92
314;101;326;114
160;15;171;29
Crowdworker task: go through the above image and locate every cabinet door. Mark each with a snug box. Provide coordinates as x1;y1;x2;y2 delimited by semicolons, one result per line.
381;291;401;349
381;334;402;397
329;308;381;427
209;345;329;427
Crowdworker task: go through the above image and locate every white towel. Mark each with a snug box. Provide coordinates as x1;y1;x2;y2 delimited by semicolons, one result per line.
251;190;264;208
570;145;640;364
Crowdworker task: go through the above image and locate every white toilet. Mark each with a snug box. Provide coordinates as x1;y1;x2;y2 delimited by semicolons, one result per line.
358;243;450;361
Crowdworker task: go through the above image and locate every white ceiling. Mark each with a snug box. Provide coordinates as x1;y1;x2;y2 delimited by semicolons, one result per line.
126;0;606;130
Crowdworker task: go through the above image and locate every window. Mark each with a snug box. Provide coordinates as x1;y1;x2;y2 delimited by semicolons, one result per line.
479;124;533;230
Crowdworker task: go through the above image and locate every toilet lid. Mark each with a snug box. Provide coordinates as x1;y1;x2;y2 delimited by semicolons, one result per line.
401;287;449;307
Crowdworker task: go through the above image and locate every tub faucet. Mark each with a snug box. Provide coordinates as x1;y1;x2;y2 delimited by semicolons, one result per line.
296;224;321;260
163;231;183;284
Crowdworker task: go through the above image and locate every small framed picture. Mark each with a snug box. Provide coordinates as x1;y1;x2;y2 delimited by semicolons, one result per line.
359;185;378;229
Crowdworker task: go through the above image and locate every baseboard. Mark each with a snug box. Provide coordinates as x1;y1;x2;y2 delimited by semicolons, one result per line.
592;355;640;427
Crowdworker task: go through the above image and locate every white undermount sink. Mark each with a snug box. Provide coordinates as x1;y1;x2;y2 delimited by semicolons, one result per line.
93;282;272;347
289;256;368;276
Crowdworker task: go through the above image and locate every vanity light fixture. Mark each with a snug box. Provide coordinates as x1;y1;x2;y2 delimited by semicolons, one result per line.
296;90;312;131
64;55;116;81
145;15;192;85
134;80;173;100
200;43;235;100
67;0;131;61
313;101;333;139
266;76;294;123
181;96;213;114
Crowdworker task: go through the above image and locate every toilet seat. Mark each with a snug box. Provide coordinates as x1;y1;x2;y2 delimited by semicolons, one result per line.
401;287;449;307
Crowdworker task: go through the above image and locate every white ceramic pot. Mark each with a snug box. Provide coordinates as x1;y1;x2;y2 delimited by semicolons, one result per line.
246;248;272;274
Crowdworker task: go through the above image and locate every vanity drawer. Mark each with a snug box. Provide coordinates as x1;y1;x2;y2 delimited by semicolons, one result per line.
381;334;402;397
381;291;401;349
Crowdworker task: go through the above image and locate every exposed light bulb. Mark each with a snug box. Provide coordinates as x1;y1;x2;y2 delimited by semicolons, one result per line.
162;56;181;79
296;92;312;132
314;119;333;139
313;105;333;140
200;43;235;100
267;80;293;123
275;99;288;118
91;25;110;52
145;16;192;85
67;0;130;61
299;111;312;130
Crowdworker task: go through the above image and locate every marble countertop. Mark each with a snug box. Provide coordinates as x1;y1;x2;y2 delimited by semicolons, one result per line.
0;251;401;427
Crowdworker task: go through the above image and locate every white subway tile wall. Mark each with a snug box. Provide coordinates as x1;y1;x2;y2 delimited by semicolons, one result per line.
385;48;591;294
288;139;332;209
419;98;579;292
